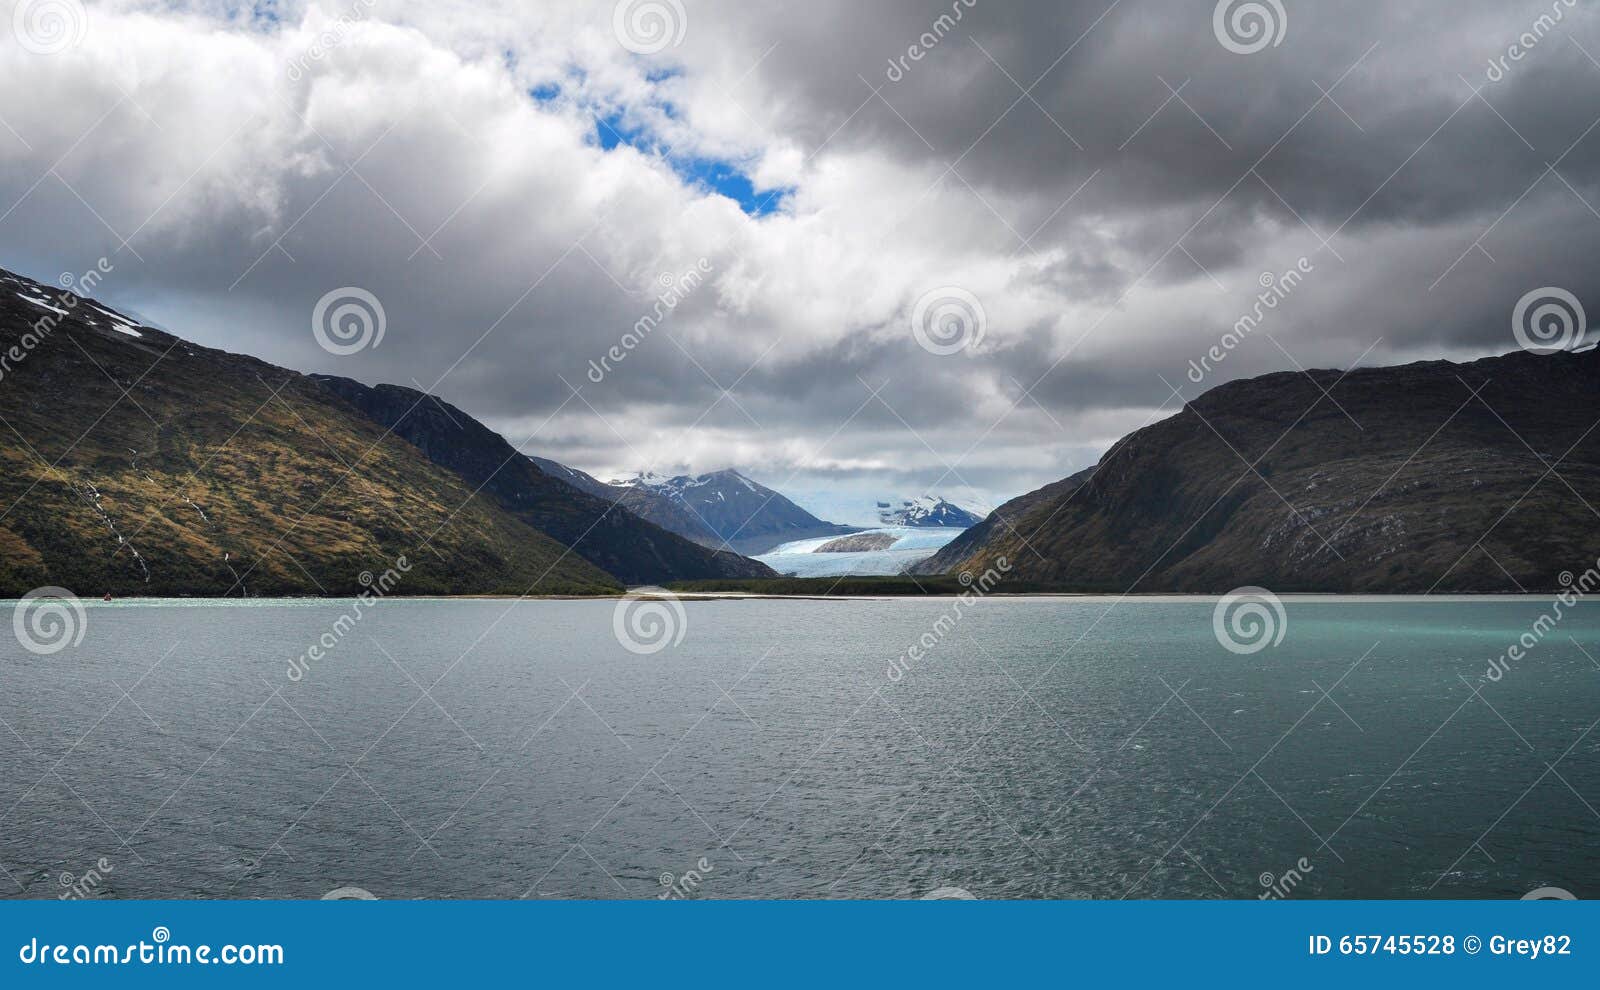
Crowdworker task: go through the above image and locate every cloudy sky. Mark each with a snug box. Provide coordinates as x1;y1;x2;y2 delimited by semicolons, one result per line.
3;0;1599;523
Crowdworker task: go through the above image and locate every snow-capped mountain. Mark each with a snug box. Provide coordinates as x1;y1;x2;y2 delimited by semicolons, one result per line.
529;457;724;547
611;468;854;554
878;496;986;529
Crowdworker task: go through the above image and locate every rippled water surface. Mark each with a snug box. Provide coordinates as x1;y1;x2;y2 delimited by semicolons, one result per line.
2;597;1597;900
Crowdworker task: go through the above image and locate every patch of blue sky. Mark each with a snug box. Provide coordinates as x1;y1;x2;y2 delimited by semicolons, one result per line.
591;108;790;216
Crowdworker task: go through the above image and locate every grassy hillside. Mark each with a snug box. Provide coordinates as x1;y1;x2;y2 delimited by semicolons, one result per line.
0;268;618;597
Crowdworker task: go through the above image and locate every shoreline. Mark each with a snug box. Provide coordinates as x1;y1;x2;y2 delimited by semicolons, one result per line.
1;591;1574;604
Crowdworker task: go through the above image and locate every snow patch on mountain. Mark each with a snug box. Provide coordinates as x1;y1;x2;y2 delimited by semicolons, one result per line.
878;496;986;528
608;468;853;553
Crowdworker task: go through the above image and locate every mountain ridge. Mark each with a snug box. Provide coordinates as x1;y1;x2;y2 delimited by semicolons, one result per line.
527;456;725;548
314;378;775;585
607;467;855;554
0;263;769;596
914;349;1600;592
878;495;985;528
0;266;619;597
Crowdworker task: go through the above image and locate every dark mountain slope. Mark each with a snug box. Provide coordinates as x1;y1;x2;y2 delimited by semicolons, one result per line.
0;267;617;597
915;350;1600;592
313;378;775;584
922;467;1094;574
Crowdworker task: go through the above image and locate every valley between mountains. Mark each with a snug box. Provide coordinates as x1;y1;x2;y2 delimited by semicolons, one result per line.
2;263;1596;597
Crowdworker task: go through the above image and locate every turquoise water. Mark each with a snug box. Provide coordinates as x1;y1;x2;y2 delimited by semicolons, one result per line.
0;596;1595;899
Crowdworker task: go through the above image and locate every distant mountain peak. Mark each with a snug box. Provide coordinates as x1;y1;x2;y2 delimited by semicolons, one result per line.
611;471;664;491
613;467;757;490
588;467;851;553
879;496;985;528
